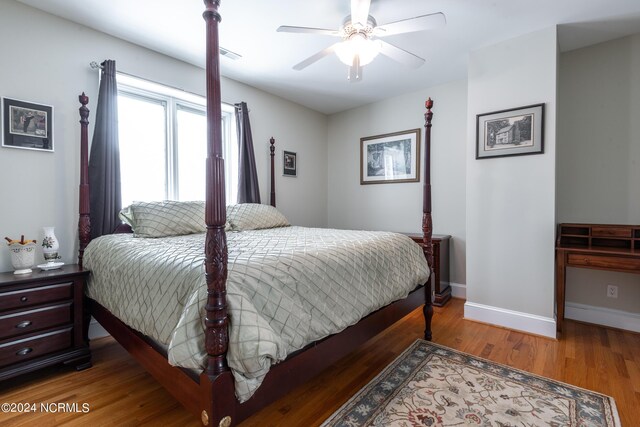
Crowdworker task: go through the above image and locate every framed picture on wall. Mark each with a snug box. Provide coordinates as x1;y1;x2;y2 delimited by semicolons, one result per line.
476;103;544;160
283;150;297;177
2;97;54;152
360;128;421;185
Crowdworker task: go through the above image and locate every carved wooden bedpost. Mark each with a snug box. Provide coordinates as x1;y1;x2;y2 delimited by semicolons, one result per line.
269;137;276;207
422;98;434;341
201;1;235;426
78;93;91;268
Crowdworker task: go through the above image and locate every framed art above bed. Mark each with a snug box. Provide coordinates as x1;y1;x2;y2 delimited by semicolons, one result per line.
360;128;421;185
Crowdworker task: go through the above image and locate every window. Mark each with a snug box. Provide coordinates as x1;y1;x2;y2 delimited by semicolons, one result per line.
116;74;238;207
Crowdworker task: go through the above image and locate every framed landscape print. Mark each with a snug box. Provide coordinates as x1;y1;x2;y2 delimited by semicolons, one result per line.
476;103;544;159
360;128;421;185
2;97;54;152
283;150;297;176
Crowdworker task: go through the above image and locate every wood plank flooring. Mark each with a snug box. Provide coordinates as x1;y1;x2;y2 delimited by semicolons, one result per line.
1;298;638;426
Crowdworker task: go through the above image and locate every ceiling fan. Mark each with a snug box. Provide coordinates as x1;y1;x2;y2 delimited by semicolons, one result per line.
277;0;446;82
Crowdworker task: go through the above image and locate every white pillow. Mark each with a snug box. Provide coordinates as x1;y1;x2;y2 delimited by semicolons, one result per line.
226;203;289;231
120;201;206;238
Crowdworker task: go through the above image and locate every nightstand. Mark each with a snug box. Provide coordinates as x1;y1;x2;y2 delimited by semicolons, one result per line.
402;233;452;307
0;264;91;381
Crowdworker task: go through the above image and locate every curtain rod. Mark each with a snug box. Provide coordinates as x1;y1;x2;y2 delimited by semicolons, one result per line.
88;61;236;110
234;103;251;113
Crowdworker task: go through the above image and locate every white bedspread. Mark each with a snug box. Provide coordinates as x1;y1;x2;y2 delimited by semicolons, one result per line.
84;226;429;402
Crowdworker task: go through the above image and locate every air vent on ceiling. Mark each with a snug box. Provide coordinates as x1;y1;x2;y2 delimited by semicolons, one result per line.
220;47;241;60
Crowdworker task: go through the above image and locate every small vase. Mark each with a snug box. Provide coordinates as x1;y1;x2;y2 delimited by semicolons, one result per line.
9;243;36;274
42;226;60;263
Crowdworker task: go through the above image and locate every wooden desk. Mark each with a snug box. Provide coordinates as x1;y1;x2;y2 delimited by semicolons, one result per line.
556;223;640;333
402;234;451;307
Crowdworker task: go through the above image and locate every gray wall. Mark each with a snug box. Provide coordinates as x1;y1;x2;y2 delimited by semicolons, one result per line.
0;0;328;273
465;27;558;337
557;33;640;316
327;80;468;287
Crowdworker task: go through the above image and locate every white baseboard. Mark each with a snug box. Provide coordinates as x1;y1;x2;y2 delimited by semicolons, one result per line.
464;301;556;338
88;318;110;340
565;302;640;333
450;282;466;299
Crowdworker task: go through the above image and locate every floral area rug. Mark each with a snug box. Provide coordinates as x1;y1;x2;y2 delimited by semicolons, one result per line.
321;340;620;427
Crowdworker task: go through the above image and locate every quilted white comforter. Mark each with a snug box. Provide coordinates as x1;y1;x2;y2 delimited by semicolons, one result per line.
84;226;429;402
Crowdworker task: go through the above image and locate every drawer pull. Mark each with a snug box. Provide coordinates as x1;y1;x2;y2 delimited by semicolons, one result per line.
20;296;28;302
16;347;33;356
16;320;32;329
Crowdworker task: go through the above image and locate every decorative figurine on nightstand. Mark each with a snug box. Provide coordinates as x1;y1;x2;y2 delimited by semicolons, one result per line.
39;226;64;270
4;235;37;275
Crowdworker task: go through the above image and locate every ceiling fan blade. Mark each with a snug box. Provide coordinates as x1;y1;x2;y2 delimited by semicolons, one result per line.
378;40;425;68
375;12;446;36
351;0;371;27
293;43;341;70
348;56;363;82
277;25;340;36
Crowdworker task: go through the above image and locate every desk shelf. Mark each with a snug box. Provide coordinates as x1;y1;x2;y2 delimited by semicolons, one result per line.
558;223;640;253
556;223;640;335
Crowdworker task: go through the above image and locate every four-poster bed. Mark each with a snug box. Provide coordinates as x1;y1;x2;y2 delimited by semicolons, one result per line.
76;2;436;426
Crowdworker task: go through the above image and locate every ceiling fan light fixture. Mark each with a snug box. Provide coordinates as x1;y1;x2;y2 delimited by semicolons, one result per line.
335;33;380;66
280;1;443;78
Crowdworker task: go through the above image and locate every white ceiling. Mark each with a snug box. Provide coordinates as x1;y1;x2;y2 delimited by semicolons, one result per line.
16;0;640;114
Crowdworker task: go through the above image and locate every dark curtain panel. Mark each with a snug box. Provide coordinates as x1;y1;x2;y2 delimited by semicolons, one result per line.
235;102;261;204
89;60;122;239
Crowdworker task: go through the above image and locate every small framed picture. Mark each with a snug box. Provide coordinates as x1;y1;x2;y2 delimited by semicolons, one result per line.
360;128;421;185
2;98;54;152
476;103;544;160
283;150;297;177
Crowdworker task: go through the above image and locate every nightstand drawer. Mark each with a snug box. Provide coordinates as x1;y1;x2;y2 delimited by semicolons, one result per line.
0;327;72;368
0;282;72;312
0;303;72;339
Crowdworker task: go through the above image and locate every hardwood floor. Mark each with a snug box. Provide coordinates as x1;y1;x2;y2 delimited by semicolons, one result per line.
1;298;638;426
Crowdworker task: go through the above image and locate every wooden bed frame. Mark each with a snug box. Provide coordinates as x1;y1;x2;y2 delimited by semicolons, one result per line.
76;2;435;426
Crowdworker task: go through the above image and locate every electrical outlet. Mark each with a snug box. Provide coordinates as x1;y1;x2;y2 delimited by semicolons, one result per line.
607;285;618;299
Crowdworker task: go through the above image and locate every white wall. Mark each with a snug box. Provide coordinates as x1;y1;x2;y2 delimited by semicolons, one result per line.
327;80;468;286
0;0;327;273
465;27;558;337
557;34;640;327
223;80;328;228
